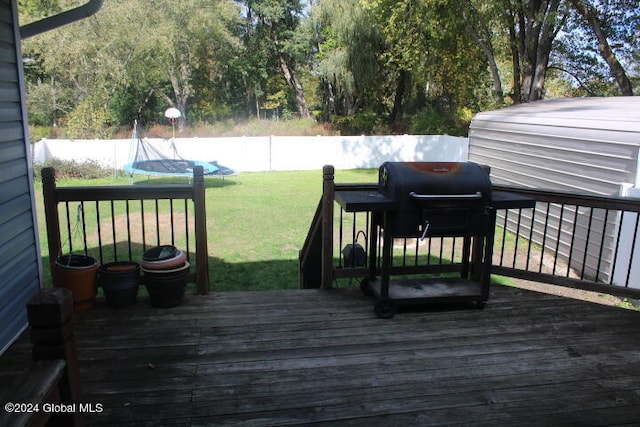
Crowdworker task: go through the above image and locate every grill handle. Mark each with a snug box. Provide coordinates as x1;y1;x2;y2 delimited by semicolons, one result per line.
409;191;483;200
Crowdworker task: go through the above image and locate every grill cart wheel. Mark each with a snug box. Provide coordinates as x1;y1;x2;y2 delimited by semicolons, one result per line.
374;297;396;319
360;278;373;297
476;301;487;310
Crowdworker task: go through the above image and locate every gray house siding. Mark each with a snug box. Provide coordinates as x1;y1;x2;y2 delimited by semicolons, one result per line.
468;98;640;286
0;0;42;354
469;98;640;195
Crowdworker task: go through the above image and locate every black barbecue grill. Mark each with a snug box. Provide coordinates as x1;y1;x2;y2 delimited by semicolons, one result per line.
334;161;536;318
378;161;492;238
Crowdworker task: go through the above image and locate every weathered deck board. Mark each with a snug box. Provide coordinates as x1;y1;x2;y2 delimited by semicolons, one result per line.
3;284;640;426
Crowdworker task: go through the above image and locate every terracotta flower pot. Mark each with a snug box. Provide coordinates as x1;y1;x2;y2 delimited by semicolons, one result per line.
53;254;99;311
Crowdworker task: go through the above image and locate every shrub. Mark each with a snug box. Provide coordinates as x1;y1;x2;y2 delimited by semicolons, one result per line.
410;105;467;136
332;112;381;135
28;125;59;143
65;99;117;139
34;159;113;180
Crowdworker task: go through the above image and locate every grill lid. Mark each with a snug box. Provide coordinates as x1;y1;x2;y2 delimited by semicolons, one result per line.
376;162;492;237
378;162;491;204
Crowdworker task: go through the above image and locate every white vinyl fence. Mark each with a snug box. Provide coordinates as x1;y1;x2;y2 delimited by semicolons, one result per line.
32;135;469;172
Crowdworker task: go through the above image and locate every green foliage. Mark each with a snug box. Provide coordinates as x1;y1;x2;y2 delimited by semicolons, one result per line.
313;0;384;117
28;125;59;143
239;0;314;118
332;112;383;135
33;158;113;180
18;0;62;21
18;0;640;137
109;87;162;127
410;105;463;136
25;79;55;127
554;0;639;96
189;101;234;124
65;98;117;139
22;0;244;134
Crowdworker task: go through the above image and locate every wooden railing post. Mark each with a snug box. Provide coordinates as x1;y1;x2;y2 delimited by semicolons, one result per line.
321;165;335;289
42;167;61;269
193;166;210;294
27;288;84;427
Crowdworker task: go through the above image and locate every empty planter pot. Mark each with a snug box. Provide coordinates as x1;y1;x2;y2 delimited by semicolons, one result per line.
143;261;190;308
52;254;99;311
98;261;140;307
141;245;187;270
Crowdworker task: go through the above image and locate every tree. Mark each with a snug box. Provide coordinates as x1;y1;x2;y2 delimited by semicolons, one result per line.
566;0;634;95
242;0;313;118
456;0;507;104
512;0;566;102
365;0;489;123
20;0;637;137
148;0;242;127
313;0;384;118
463;0;636;102
22;0;242;134
23;0;164;134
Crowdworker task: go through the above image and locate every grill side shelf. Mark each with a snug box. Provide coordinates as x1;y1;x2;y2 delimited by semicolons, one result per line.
335;190;395;212
490;191;536;209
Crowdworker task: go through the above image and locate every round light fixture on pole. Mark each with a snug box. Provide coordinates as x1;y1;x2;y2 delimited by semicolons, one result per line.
164;107;181;120
164;107;181;138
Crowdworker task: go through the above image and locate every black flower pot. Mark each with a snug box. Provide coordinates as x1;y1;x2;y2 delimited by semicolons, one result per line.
99;261;140;307
143;261;189;308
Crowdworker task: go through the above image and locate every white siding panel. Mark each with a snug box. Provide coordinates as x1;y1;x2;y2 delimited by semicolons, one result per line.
469;97;640;197
472;97;639;131
469;97;640;285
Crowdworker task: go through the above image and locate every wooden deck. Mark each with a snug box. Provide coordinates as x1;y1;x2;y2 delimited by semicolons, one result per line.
3;284;640;426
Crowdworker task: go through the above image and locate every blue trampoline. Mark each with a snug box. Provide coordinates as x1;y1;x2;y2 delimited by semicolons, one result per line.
124;137;237;178
123;159;220;176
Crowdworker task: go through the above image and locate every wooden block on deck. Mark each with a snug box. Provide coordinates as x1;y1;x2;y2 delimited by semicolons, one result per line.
27;289;73;327
29;320;74;345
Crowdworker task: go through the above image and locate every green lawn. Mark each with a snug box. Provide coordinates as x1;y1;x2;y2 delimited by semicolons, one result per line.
35;168;379;292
